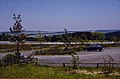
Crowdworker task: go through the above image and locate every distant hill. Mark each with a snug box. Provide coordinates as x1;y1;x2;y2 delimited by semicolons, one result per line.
86;30;120;33
0;30;120;37
105;31;120;39
0;31;76;37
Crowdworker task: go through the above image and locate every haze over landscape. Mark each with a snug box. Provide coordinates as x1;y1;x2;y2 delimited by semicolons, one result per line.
0;0;120;32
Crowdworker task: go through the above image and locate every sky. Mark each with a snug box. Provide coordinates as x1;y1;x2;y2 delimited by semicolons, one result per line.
0;0;120;32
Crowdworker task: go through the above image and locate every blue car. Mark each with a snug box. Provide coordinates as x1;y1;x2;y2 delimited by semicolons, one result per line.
83;44;104;52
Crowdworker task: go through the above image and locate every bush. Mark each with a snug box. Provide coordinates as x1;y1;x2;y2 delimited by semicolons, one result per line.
71;54;80;69
102;55;114;76
0;59;2;66
33;49;75;55
2;54;19;66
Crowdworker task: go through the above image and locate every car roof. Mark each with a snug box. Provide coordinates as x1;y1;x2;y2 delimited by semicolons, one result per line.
89;44;101;47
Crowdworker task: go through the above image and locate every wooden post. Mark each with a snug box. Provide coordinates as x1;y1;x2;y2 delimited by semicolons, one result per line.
63;63;65;67
97;63;99;68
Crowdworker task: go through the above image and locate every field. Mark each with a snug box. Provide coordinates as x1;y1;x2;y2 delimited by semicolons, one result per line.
0;64;120;79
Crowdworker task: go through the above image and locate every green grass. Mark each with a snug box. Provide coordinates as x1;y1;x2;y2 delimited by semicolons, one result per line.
0;64;120;79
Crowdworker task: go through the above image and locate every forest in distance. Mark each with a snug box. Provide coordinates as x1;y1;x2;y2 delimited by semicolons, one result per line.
0;30;120;42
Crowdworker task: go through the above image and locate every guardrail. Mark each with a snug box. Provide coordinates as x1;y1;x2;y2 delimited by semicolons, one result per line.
0;41;117;45
22;60;120;68
26;42;116;45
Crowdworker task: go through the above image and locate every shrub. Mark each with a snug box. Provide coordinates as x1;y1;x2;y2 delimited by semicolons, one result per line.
102;55;114;76
2;54;19;66
33;50;43;55
0;59;2;66
33;49;75;55
116;57;120;75
71;54;80;69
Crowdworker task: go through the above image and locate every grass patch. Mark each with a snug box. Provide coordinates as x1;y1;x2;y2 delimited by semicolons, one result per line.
0;64;120;79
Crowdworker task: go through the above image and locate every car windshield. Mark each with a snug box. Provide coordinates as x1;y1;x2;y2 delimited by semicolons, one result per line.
89;44;101;47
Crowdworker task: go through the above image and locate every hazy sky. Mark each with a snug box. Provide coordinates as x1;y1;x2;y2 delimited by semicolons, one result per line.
0;0;120;31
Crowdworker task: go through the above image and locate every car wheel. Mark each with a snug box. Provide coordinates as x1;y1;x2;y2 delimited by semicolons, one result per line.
96;49;99;52
85;49;88;52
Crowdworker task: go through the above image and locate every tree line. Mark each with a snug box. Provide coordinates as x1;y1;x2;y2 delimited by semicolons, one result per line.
1;31;120;42
35;32;106;42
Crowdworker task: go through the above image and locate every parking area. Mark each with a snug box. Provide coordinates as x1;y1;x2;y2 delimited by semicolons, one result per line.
0;47;120;67
34;47;120;64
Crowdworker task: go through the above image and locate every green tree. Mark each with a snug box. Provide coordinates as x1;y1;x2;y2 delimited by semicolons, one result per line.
1;32;10;41
36;31;46;42
91;32;105;41
44;35;51;42
9;14;27;59
2;54;18;66
62;29;71;47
